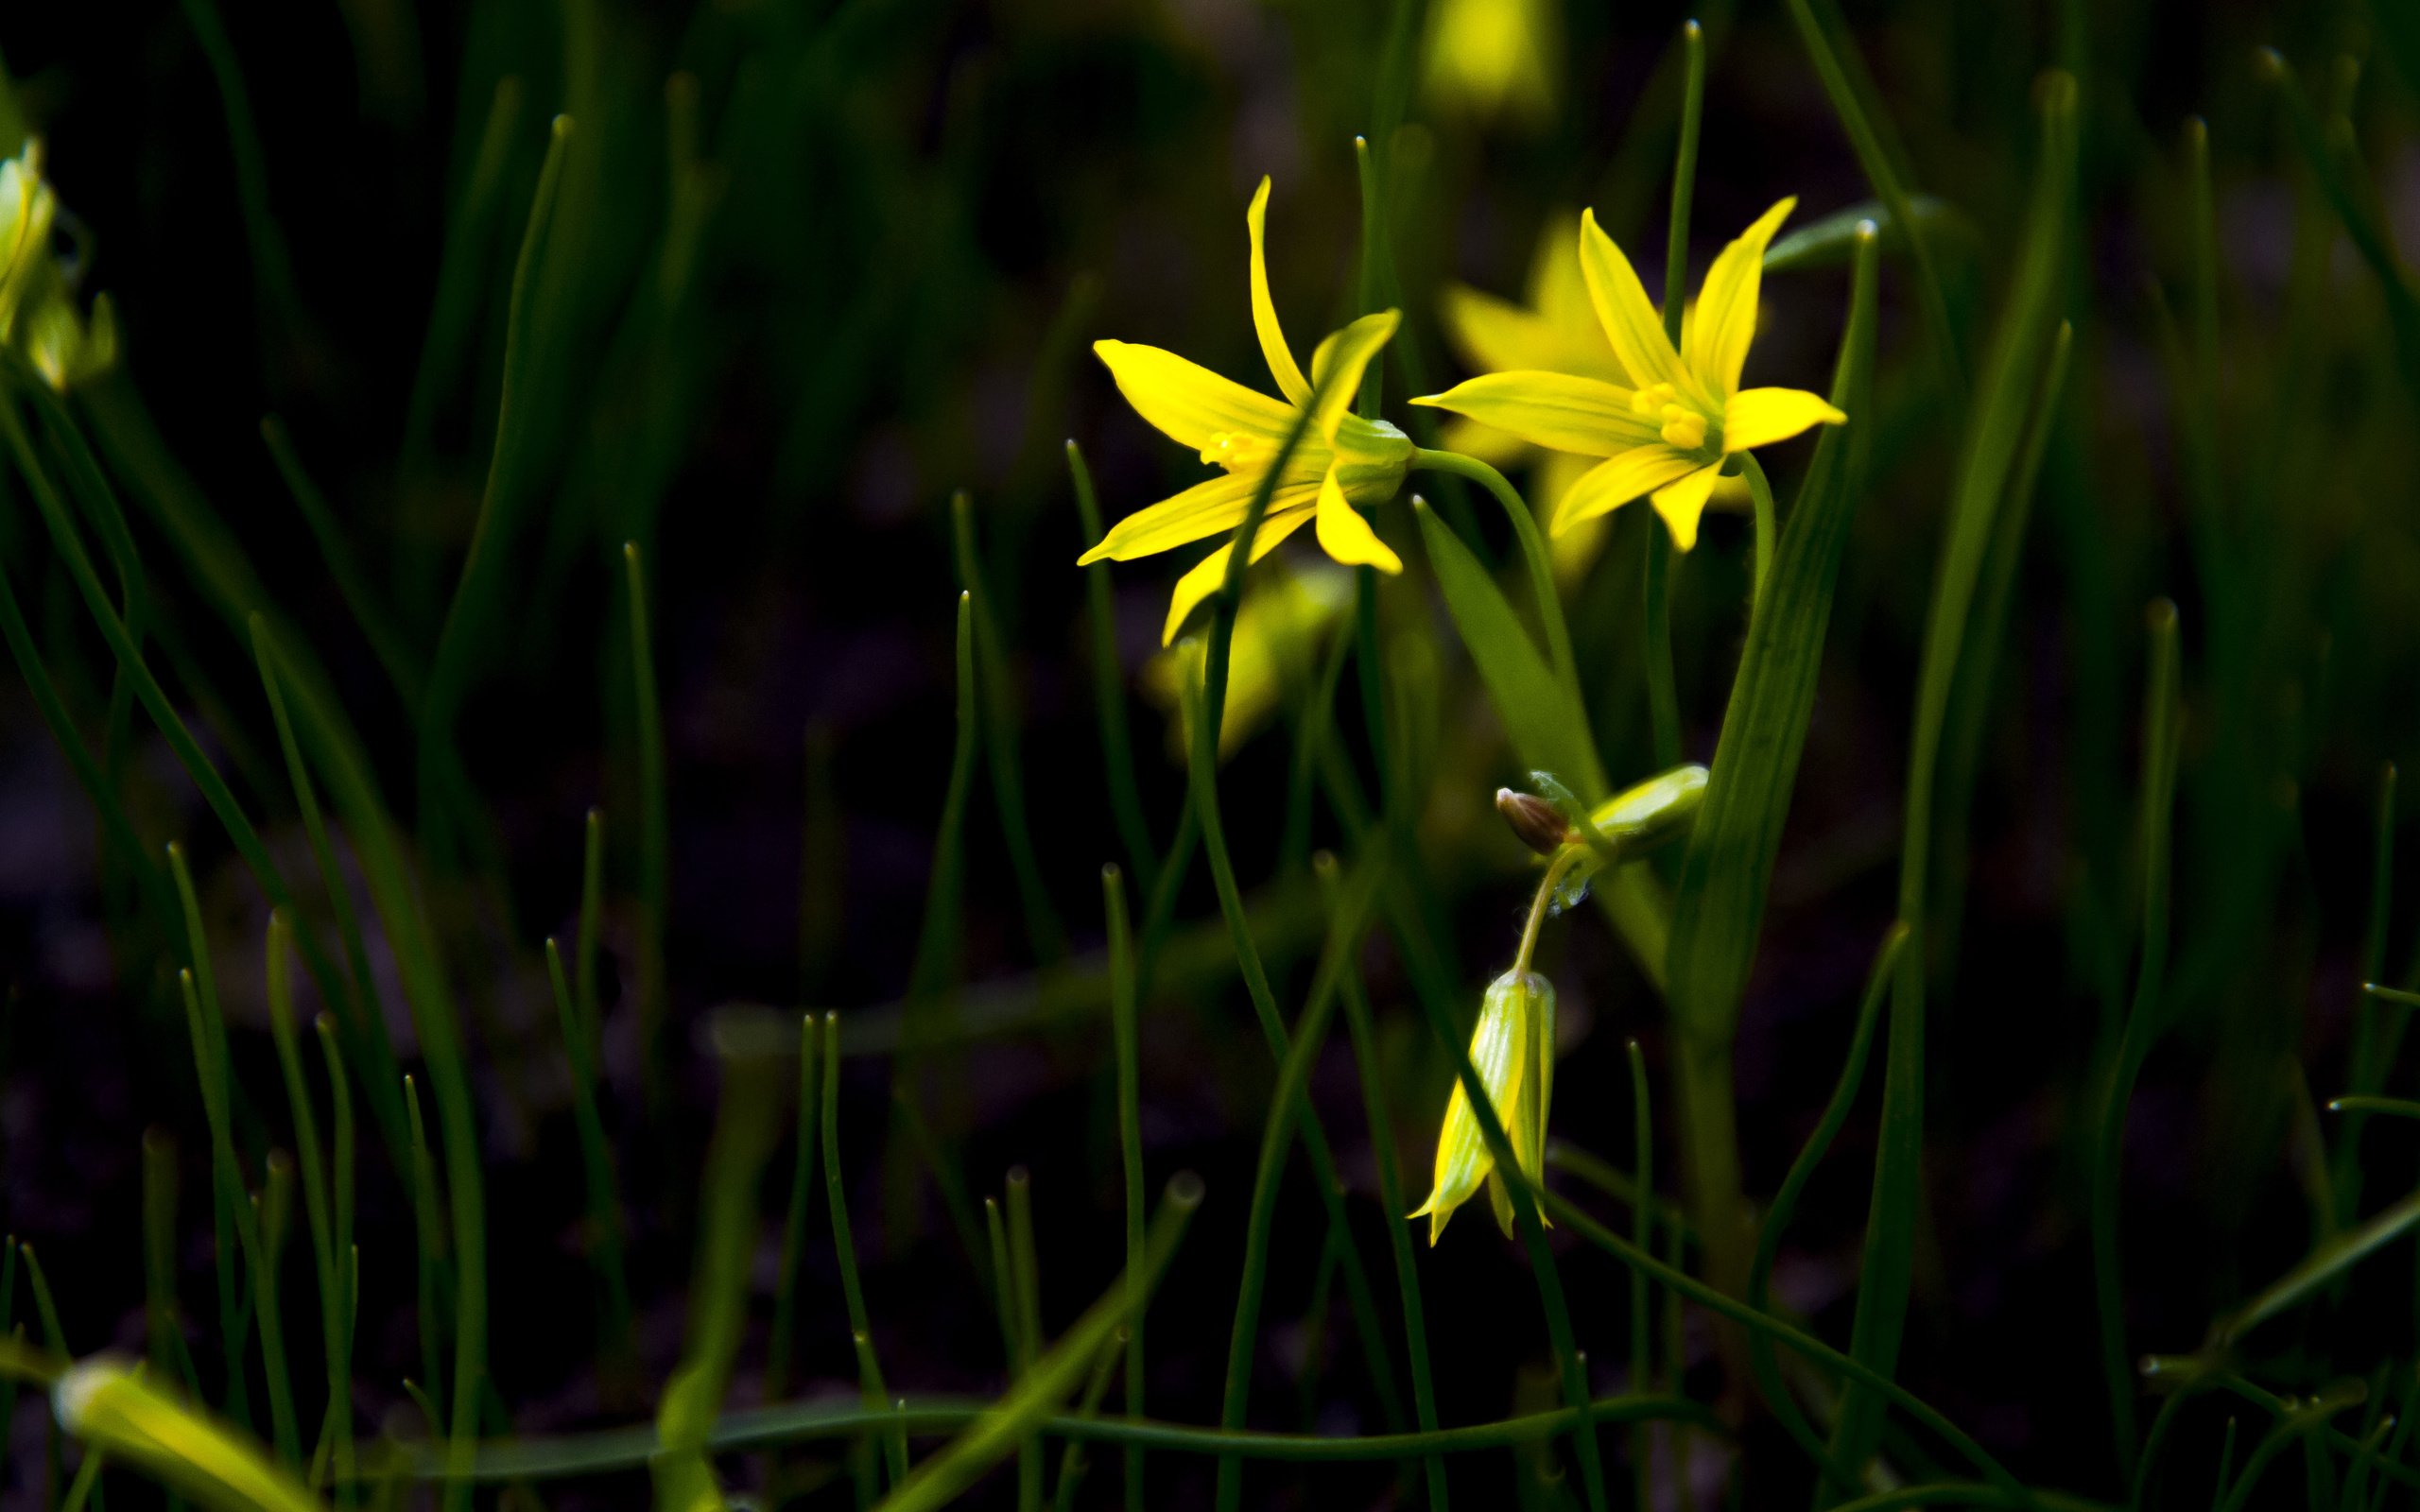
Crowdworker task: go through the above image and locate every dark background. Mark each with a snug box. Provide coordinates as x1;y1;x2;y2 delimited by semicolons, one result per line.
1;0;2417;1505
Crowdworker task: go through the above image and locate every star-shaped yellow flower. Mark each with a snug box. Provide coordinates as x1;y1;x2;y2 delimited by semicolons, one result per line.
1080;178;1410;644
1414;198;1844;551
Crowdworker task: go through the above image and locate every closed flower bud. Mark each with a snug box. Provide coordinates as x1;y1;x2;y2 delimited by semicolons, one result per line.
1409;970;1556;1244
1495;787;1572;856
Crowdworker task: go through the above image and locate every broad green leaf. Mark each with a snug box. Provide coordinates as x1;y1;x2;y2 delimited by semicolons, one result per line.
1664;221;1879;1048
1412;498;1605;800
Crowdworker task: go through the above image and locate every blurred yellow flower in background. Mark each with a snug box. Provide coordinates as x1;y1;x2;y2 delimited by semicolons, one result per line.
1424;0;1559;128
1142;562;1351;762
1416;199;1842;552
1081;178;1410;644
0;141;115;391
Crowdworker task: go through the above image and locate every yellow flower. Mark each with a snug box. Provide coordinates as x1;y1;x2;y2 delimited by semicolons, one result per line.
1439;216;1753;581
1080;178;1411;644
1414;199;1844;552
0;141;117;392
1423;0;1558;127
1141;561;1351;761
1411;969;1556;1244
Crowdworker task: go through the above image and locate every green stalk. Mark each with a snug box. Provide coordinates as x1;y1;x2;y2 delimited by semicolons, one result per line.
1739;455;1778;617
23;1243;68;1501
800;724;843;1000
166;857;250;1426
1068;443;1158;899
1008;1168;1045;1512
1048;1330;1128;1512
401;1388;1719;1484
1328;858;1445;1511
1660;19;1705;342
987;1198;1026;1376
1103;866;1149;1512
2089;601;2183;1476
621;541;670;1111
822;1012;908;1486
952;491;1067;965
544;941;633;1389
769;1014;820;1401
1406;448;1580;701
141;1133;185;1399
908;593;981;1012
264;913;350;1490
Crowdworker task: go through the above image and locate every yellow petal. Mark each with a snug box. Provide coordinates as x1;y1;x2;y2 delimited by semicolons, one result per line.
1687;198;1795;395
1409;971;1531;1245
1306;310;1400;444
1160;503;1316;644
1722;387;1848;452
1411;370;1655;456
1079;472;1321;564
1312;465;1403;574
1551;445;1702;535
1440;283;1565;374
1247;178;1313;407
1577;208;1690;394
1530;215;1598;335
1094;339;1294;455
1651;465;1722;551
1541;451;1611;585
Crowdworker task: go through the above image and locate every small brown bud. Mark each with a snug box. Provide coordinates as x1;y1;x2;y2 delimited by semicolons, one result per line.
1495;788;1571;857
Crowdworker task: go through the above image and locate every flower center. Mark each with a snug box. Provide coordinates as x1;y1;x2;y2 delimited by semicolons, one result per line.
1629;382;1710;452
1199;430;1271;472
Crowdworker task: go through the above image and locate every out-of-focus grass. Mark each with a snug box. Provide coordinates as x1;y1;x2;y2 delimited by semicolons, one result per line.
0;0;2415;1508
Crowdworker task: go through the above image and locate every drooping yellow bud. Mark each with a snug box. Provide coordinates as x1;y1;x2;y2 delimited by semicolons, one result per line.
1409;970;1557;1244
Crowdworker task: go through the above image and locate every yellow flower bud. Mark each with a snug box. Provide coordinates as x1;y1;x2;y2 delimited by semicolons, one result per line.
1409;970;1556;1244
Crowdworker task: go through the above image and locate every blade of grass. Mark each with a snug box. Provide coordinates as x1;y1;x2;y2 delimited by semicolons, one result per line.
165;871;251;1427
257;418;422;709
265;913;349;1490
544;941;632;1391
769;1014;820;1402
1661;224;1879;1350
576;810;604;1049
1008;1166;1044;1512
141;1134;189;1396
869;1176;1205;1512
1406;450;1581;706
822;1011;909;1487
620;541;670;1110
1641;17;1706;769
2332;765;2399;1220
309;1015;354;1491
1068;444;1157;898
649;1023;786;1512
402;1076;446;1427
1748;922;1909;1496
2090;599;2184;1473
1103;865;1150;1512
952;490;1066;965
176;0;309;365
1829;74;2076;1493
906;592;981;1025
1627;1039;1653;1510
400;74;524;471
1048;1328;1127;1512
800;725;842;1000
252;1150;302;1469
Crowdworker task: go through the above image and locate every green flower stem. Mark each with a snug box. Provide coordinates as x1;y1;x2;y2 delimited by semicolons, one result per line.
1646;17;1706;779
395;1392;1720;1484
1739;455;1779;616
1327;858;1446;1512
1008;1167;1045;1512
1103;867;1149;1512
1408;448;1580;700
1068;443;1159;898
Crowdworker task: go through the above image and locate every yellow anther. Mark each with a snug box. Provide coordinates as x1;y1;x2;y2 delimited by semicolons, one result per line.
1659;409;1707;451
1199;430;1270;471
1630;382;1677;417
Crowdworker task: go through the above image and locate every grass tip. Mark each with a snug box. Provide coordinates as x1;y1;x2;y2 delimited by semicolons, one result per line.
1683;17;1702;40
1165;1170;1205;1208
551;113;576;141
2254;45;2287;80
1101;861;1121;884
2145;597;2179;630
